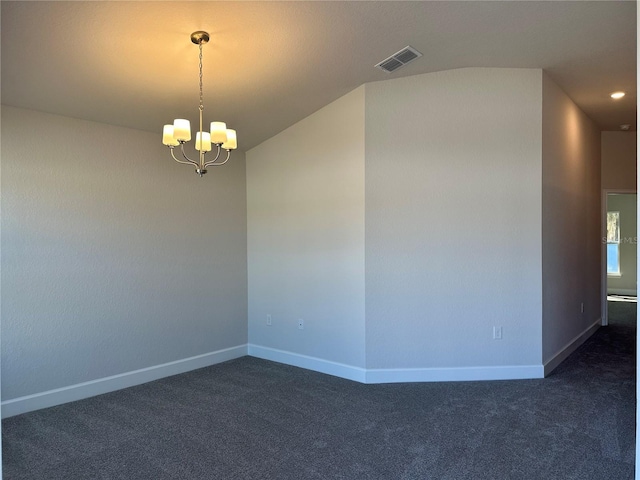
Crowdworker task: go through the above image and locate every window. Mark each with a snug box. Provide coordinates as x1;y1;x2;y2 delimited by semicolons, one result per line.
607;211;620;275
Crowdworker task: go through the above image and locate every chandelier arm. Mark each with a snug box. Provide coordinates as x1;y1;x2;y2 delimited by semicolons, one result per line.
169;146;196;166
170;144;199;168
180;142;202;167
203;144;222;167
205;150;232;167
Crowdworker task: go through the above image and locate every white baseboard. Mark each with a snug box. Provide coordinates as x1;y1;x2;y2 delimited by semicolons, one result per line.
1;344;248;419
543;319;600;376
8;335;591;418
365;364;544;383
248;344;367;383
248;344;544;384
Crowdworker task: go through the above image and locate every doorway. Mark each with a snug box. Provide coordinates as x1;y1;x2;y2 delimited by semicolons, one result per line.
603;192;637;325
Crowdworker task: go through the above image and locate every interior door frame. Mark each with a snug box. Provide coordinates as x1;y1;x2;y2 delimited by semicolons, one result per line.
601;188;637;326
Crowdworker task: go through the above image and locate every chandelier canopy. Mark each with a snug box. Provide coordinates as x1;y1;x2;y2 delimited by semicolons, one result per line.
162;31;237;177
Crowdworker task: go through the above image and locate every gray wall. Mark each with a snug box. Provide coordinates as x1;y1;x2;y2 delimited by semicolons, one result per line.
607;194;637;295
1;106;248;401
364;68;543;370
3;65;605;408
247;68;548;379
246;87;366;369
602;131;637;191
541;73;601;365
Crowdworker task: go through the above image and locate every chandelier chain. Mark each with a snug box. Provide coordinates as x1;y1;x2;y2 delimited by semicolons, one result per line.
198;41;204;112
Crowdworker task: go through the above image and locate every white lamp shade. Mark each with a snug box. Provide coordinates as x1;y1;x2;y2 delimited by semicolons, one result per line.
173;119;191;141
210;122;228;144
222;129;237;150
195;131;212;152
162;125;180;146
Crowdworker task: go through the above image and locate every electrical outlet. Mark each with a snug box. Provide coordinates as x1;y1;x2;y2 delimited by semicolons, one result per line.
267;314;272;326
298;318;304;330
493;326;502;340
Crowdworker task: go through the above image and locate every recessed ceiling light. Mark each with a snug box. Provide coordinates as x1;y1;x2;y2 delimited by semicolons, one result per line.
610;91;626;99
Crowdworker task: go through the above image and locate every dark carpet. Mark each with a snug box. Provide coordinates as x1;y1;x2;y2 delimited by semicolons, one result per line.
3;303;636;479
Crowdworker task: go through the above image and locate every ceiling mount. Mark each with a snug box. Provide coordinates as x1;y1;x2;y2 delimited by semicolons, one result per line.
190;31;210;45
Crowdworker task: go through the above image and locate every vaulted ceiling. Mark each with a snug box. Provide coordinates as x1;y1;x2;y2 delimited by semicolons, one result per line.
2;1;636;151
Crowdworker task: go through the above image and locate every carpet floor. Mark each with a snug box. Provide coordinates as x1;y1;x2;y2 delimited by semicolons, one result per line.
2;302;636;479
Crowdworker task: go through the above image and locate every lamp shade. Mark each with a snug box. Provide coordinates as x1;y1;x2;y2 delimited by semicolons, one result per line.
173;119;191;141
162;125;180;146
195;131;212;152
222;129;237;150
210;122;228;144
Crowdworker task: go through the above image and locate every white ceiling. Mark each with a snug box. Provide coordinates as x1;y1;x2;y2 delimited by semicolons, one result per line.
1;1;636;151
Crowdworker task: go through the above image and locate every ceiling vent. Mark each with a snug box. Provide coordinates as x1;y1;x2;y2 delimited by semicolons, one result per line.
375;46;423;73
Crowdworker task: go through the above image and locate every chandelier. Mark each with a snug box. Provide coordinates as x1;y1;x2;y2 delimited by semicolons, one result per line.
162;31;237;177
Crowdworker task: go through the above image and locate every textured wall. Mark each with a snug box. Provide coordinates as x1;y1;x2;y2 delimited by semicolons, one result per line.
601;131;637;191
364;68;543;369
541;72;601;364
1;106;248;399
246;87;366;367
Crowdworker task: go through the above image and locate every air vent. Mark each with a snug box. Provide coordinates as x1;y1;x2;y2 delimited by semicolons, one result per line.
375;46;423;73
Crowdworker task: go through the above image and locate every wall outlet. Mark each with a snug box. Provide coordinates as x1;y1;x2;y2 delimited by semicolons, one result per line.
493;326;502;340
266;314;272;326
298;318;304;330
